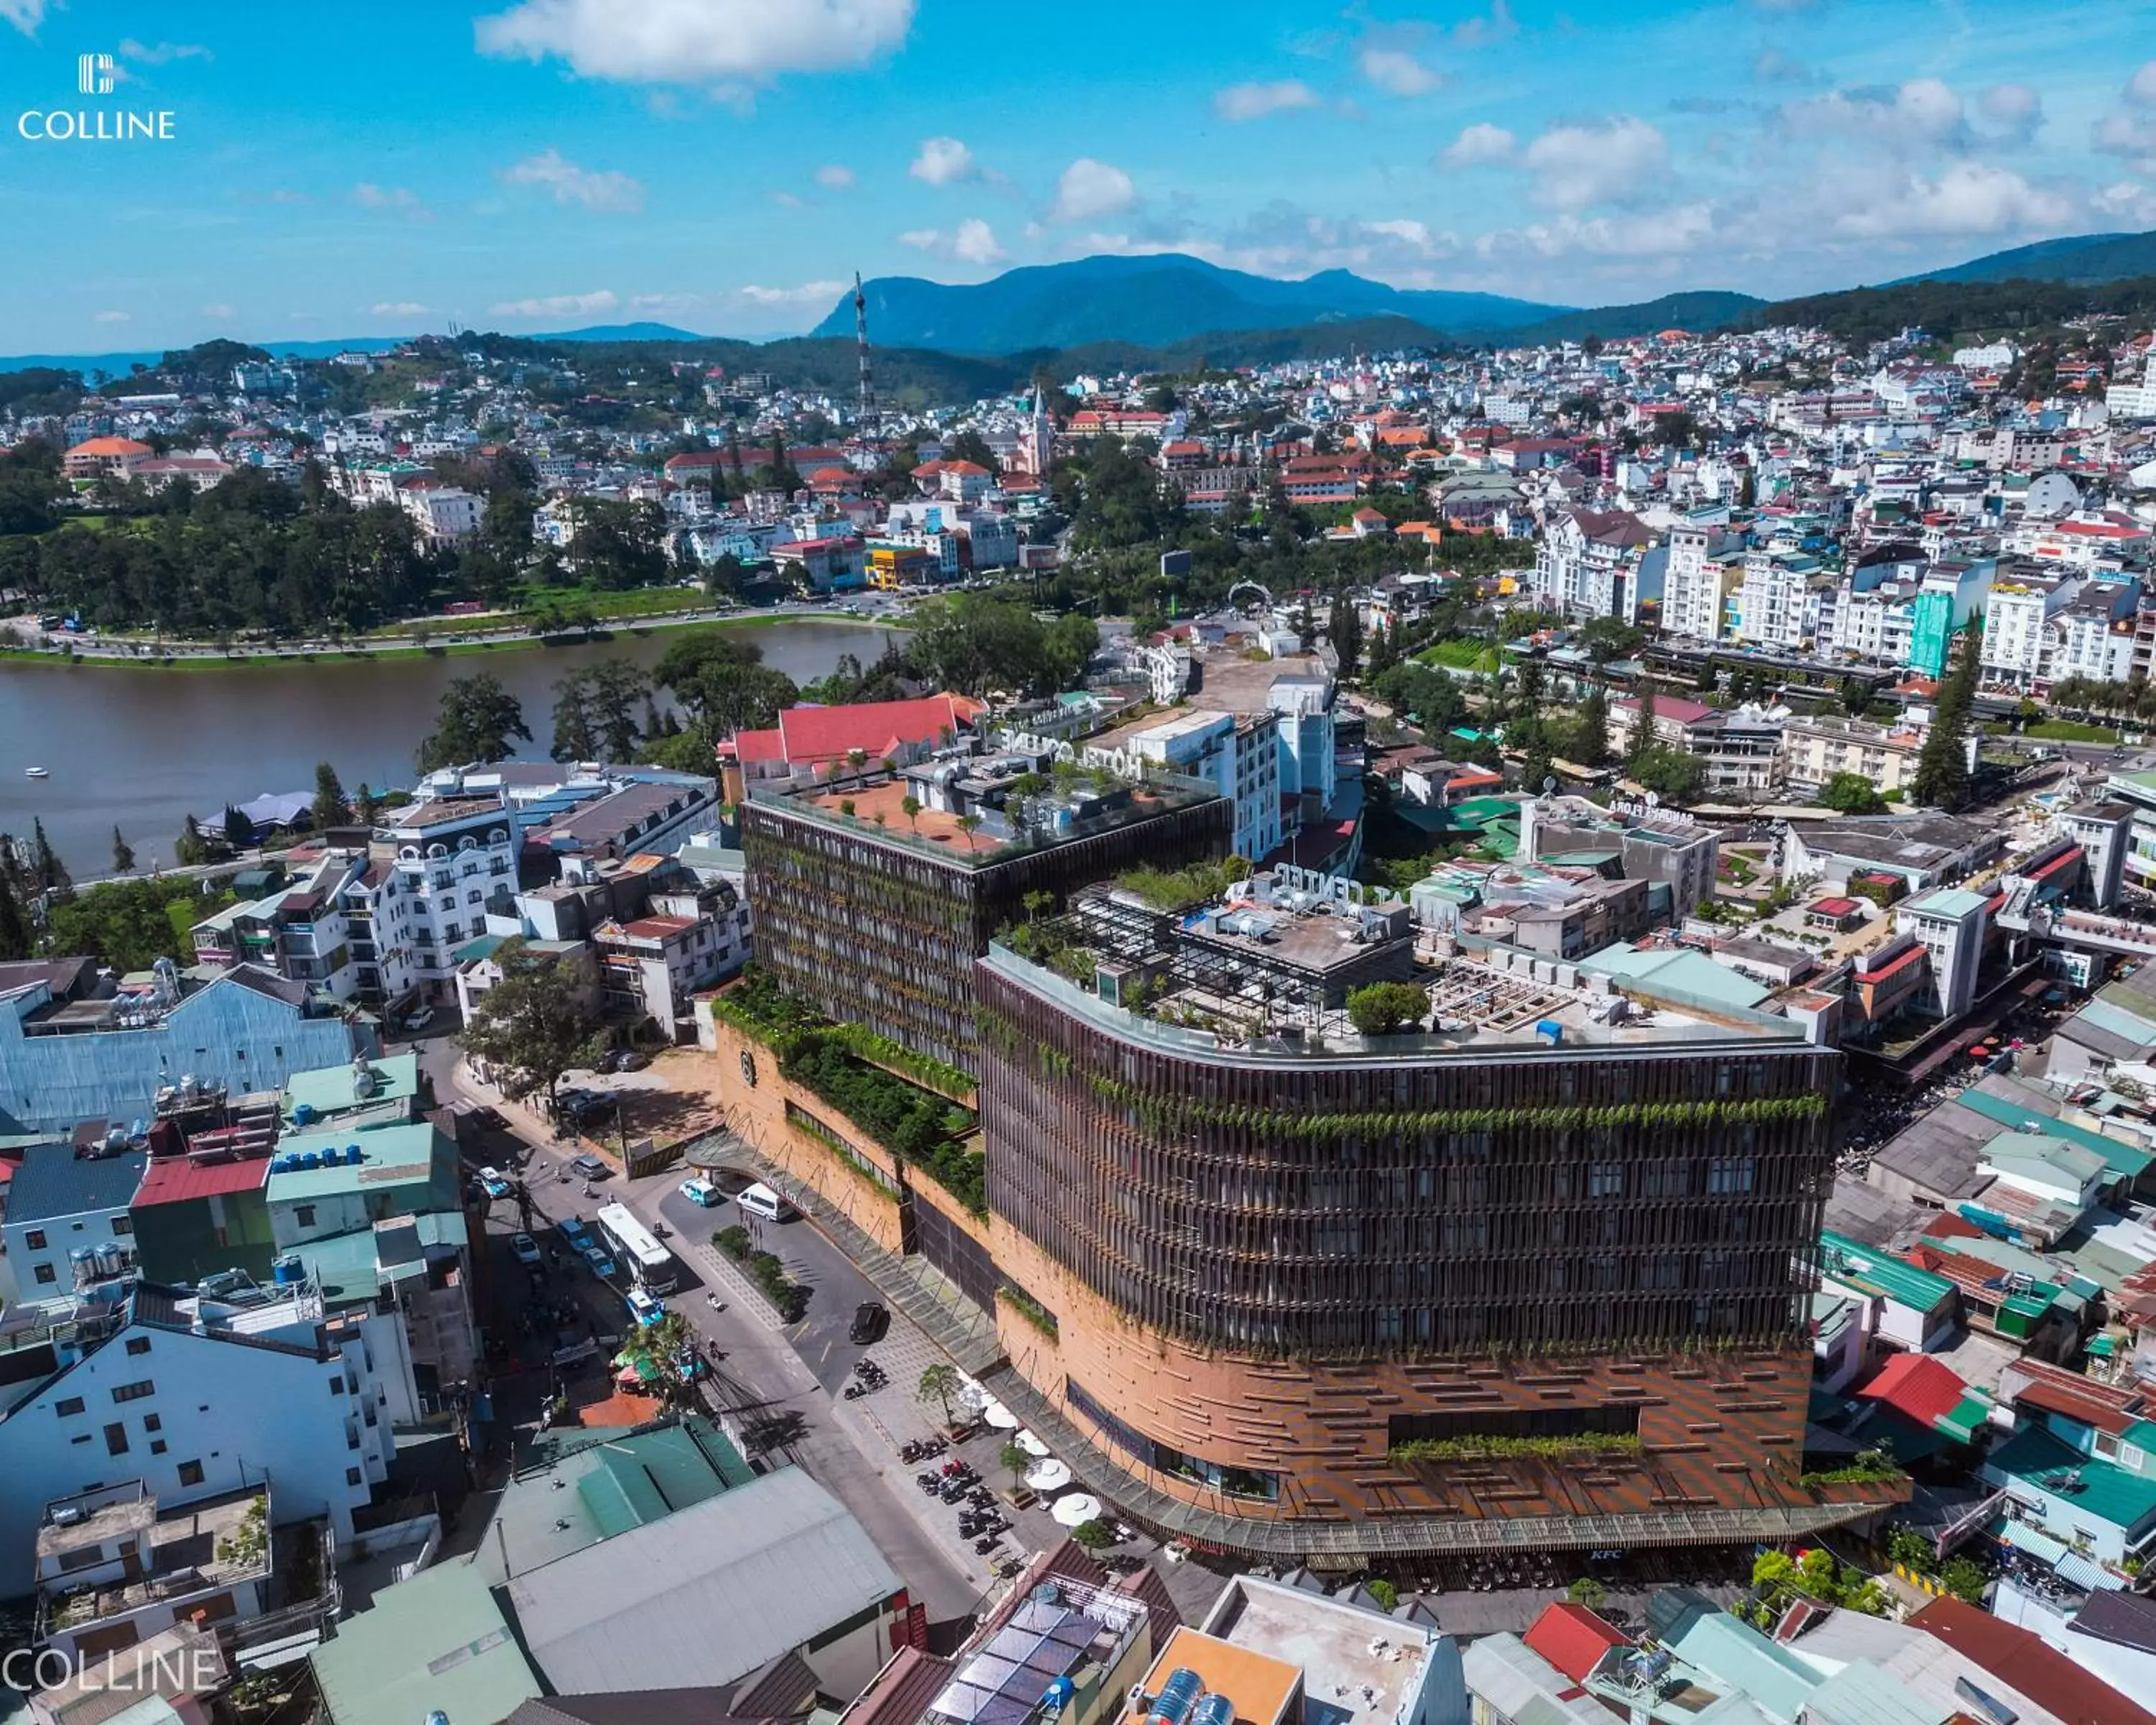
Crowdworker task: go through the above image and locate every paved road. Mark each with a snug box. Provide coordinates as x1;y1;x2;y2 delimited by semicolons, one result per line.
419;1041;987;1630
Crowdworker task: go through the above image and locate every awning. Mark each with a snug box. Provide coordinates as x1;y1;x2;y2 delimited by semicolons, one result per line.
2000;1519;2070;1565
2054;1550;2114;1592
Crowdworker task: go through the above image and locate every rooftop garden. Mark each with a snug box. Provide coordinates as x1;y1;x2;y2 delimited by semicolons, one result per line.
713;971;983;1213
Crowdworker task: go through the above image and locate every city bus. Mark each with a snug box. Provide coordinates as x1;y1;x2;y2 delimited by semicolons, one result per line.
594;1202;678;1294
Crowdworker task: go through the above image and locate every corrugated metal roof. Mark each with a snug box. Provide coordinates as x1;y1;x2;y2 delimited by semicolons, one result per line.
508;1466;902;1696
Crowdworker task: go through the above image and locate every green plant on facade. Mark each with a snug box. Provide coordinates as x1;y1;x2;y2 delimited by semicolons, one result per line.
216;1497;270;1570
998;1282;1060;1338
1388;1432;1644;1465
1800;1448;1904;1489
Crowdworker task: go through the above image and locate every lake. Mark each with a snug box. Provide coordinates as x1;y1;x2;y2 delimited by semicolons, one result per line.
0;620;900;878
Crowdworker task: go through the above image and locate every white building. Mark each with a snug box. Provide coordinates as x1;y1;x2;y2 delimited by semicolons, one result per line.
1735;550;1820;650
1894;886;1989;1019
0;1144;147;1307
1660;523;1728;642
400;485;482;543
2105;349;2156;420
0;1276;396;1579
1983;575;2083;687
1531;508;1659;622
1105;708;1283;862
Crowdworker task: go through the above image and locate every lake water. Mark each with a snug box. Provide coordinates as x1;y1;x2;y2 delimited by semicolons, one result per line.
0;620;900;878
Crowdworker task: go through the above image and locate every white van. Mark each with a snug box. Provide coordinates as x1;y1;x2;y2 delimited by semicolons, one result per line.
737;1182;794;1223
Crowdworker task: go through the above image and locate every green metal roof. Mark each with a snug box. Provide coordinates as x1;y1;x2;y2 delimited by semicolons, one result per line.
1819;1230;1958;1314
1580;944;1771;1011
310;1558;541;1725
1908;887;1989;919
1986;1425;2156;1534
1978;1132;2106;1190
264;1122;453;1205
282;1053;420;1122
1956;1087;2156;1179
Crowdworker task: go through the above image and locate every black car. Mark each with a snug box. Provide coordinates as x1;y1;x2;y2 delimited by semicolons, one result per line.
849;1301;888;1345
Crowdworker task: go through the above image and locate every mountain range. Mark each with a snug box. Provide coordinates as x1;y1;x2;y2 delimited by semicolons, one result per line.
8;225;2156;381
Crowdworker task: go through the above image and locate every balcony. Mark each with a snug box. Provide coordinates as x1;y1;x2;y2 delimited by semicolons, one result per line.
35;1486;273;1644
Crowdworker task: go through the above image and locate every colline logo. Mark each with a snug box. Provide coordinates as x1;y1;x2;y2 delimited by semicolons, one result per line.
18;52;176;142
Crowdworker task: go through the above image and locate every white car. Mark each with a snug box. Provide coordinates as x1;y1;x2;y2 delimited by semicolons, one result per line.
478;1166;512;1200
510;1232;543;1267
626;1287;665;1327
402;1008;436;1033
679;1176;720;1207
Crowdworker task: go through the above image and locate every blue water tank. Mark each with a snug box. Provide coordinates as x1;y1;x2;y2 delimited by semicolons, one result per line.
346;1144;364;1165
1189;1696;1233;1725
300;1151;320;1169
1535;1018;1564;1046
272;1254;304;1285
1148;1670;1204;1725
292;1103;315;1127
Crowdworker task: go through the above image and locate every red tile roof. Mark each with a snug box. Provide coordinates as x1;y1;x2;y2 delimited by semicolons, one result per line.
1856;1352;1968;1430
734;694;985;769
134;1153;272;1208
1522;1603;1628;1683
1911;1597;2156;1725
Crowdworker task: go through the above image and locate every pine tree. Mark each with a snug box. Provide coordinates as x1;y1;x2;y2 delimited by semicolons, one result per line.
0;839;30;960
29;819;70;900
354;783;382;825
1912;622;1980;810
175;813;207;868
111;827;136;875
311;761;350;830
1629;683;1658;765
1576;686;1611;768
1328;592;1364;680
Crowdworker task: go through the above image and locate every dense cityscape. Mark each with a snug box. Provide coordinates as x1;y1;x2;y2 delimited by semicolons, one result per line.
17;5;2156;1725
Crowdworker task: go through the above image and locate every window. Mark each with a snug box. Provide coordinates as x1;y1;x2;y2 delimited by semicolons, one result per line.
125;1337;151;1356
345;1467;363;1487
295;1205;316;1228
111;1381;155;1404
149;1440;167;1455
109;1217;132;1237
177;1460;204;1487
55;1397;85;1417
142;1412;161;1433
33;1264;56;1285
328;1376;344;1395
24;1229;47;1250
104;1423;129;1456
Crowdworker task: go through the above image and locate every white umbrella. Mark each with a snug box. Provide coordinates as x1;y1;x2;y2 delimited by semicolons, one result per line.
1025;1458;1073;1493
1016;1428;1051;1456
982;1399;1019;1430
1051;1493;1102;1527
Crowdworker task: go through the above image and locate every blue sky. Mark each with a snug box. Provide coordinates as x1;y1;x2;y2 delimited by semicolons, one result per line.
5;0;2156;354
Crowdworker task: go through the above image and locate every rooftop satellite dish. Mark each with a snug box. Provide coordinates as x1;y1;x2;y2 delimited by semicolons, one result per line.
1542;776;1557;795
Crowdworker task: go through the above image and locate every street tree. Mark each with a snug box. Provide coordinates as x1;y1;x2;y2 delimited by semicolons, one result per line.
110;827;135;875
918;1361;961;1425
458;939;609;1104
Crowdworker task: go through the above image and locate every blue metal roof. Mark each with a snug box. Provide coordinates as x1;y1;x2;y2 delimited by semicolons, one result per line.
4;1141;147;1225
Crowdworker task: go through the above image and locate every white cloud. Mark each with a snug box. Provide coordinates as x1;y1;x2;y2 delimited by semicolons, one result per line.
1977;82;2042;147
2094;64;2156;171
1214;80;1320;122
488;288;619;318
630;291;707;310
954;218;1004;264
1832;162;2075;238
0;0;45;37
1358;47;1442;97
1452;0;1518;47
909;137;976;185
1051;158;1135;224
371;301;430;316
1781;78;1971;152
353;183;429;216
2094;180;2156;225
1752;47;1815;86
814;163;855;189
476;0;915;90
1521;116;1669;208
93;310;131;324
1363;218;1453;256
897;221;1005;265
200;303;235;319
1477;201;1716;261
1440;122;1516;167
499;147;645;213
739;281;846;305
119;39;212;63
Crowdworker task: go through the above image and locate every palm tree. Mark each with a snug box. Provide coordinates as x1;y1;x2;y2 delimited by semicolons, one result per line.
622;1310;697;1397
918;1361;961;1425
